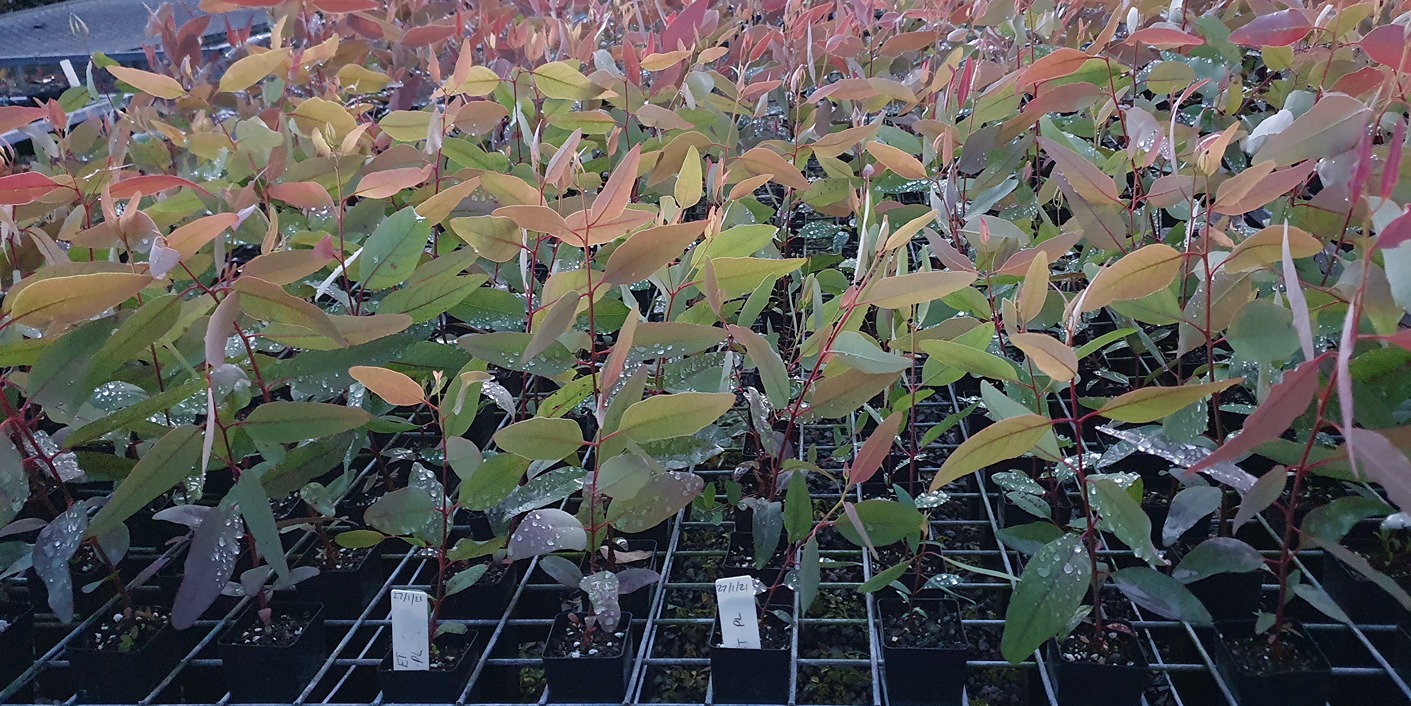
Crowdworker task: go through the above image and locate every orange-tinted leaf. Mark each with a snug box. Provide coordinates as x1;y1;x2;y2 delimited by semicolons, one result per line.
267;181;334;209
1212;161;1314;215
604;222;706;284
349;366;424;406
107;66;186;99
167;213;240;260
1223;225;1321;272
865;141;928;180
354;165;433;199
1082;244;1183;312
8;272;151;327
1010;332;1078;382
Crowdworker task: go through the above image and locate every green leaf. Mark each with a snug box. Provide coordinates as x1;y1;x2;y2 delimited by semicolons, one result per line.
800;537;820;616
356;206;430;290
1300;496;1392;544
1001;534;1091;664
445;564;489;596
930;414;1050;491
996;522;1065;555
728;325;791;409
784;471;812;543
335;530;386;549
858;560;910;593
1089;476;1162;565
1095;379;1242;423
617;392;735;443
458;453;529;511
457;332;576;377
86;425;202;538
980;382;1060;460
380;275;483;323
65;378;204;448
834;499;925;548
831;331;911;374
242;402;372;444
918;339;1018;381
233;469;289;579
86;293;182;386
539;376;595;418
1110;567;1211;624
1171;537;1265;583
366;486;437;537
261;432;355;498
1228;300;1298;363
1308;537;1411;612
493;417;583;460
1074;326;1138;360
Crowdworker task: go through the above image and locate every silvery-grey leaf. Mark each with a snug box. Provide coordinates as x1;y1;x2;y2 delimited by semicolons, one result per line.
153;504;210;528
615;567;660;595
580;571;621;631
0;435;28;527
507;509;586;560
172;503;243;629
32;504;89;623
1098;425;1255;493
538;554;584;589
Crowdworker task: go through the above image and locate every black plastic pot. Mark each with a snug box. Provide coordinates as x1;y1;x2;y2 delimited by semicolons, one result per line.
218;601;326;703
0;601;34;700
443;560;520;619
724;531;786;587
1186;570;1264;622
879;598;969;706
1396;615;1411;684
542;611;634;703
297;544;385;619
377;630;479;703
1211;620;1330;706
1321;546;1409;625
710;604;792;704
1046;622;1149;706
67;614;177;703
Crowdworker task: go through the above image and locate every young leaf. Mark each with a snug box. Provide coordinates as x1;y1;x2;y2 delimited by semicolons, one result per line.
1094;379;1242;423
1171;537;1264;584
728;325;791;409
1010;332;1078;382
848;411;904;488
1110;567;1212;624
1089;477;1163;566
493;418;584;460
8;272;151;328
1081;244;1183;312
349;365;424;406
617;392;735;443
863;271;978;309
930;415;1051;491
784;471;812;543
507;509;587;560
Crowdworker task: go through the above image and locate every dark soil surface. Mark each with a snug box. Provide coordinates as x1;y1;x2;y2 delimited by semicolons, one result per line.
882;603;966;649
230;608;316;647
1058;622;1144;667
80;606;169;651
545;615;626;659
425;638;470;671
1222;627;1326;676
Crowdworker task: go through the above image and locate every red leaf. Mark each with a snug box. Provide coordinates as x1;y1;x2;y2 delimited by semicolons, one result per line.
0;172;66;205
402;23;455;48
661;0;709;51
847;411;904;489
1362;24;1411;72
1346;429;1411;513
0;106;45;134
1185;361;1319;478
1228;9;1313;47
109;175;208;199
311;0;378;11
1376;207;1411;252
1124;26;1205;49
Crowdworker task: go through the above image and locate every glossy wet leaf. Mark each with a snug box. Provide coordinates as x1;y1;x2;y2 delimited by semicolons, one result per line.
507;509;587;560
87;425;202;538
243;402;372;443
173;503;243;629
1171;537;1265;583
494;417;584;460
1162;485;1222;547
931;415;1051;490
1111;567;1212;624
32;504;88;623
607;471;704;533
1001;534;1090;663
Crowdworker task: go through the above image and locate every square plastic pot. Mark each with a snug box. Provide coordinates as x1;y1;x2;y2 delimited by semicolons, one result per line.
217;601;326;703
377;630;479;703
1211;620;1330;706
67;614;177;703
1045;622;1149;706
542;611;634;703
879;598;970;706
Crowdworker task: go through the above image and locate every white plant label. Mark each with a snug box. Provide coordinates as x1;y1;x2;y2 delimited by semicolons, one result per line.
714;575;761;649
390;589;430;671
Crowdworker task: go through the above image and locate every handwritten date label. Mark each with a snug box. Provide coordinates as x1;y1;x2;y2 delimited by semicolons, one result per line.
390;589;430;671
714;576;761;649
